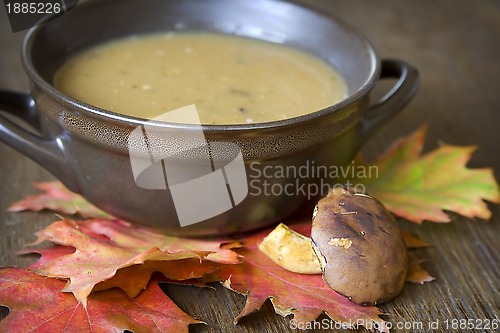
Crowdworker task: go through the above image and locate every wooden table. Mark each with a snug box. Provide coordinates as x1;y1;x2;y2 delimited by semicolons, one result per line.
1;1;499;332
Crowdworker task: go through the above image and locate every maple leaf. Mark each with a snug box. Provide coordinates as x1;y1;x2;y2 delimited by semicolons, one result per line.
207;221;390;333
22;246;217;298
0;267;203;333
8;181;111;218
25;218;241;307
352;126;500;223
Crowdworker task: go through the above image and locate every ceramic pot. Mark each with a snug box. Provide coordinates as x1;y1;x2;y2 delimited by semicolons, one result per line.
0;0;419;236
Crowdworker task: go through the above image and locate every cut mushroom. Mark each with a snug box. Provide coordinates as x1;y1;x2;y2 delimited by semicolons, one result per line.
311;186;408;305
258;223;321;274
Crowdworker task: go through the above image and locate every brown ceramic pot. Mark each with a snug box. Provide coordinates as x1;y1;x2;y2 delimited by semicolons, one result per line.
0;0;419;236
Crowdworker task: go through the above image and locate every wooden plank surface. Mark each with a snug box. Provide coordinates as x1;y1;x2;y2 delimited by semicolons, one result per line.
1;1;499;332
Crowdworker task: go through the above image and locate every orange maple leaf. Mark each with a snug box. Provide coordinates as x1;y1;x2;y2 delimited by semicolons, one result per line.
24;218;240;307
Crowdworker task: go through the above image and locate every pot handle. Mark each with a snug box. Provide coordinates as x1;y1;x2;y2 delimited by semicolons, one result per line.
358;59;420;148
0;90;80;192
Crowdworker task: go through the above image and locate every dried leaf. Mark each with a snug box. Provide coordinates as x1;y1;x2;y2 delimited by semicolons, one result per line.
25;218;240;307
406;255;435;284
7;181;111;218
0;267;203;333
353;126;500;223
402;231;432;249
207;222;390;332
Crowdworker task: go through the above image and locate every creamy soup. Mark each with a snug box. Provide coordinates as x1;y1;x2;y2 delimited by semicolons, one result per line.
55;32;347;124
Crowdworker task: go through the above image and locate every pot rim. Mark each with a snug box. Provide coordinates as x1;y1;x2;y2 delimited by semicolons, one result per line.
21;0;380;133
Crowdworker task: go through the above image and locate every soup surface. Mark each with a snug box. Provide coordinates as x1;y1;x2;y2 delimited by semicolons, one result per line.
55;32;347;124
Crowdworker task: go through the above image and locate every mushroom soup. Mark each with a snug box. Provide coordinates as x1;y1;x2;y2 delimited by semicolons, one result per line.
55;32;348;124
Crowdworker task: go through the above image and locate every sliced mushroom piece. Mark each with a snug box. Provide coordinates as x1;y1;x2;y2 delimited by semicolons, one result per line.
258;223;321;274
311;186;408;305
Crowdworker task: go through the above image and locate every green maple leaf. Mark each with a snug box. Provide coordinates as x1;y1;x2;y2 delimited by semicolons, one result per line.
352;126;500;223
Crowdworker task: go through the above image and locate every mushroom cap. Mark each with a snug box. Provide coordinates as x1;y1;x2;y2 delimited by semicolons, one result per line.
311;186;408;305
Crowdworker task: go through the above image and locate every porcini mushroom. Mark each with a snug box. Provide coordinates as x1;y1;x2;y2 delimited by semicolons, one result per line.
311;186;408;305
259;186;408;305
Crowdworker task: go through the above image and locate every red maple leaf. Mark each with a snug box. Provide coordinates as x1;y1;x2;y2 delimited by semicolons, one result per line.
0;267;203;333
